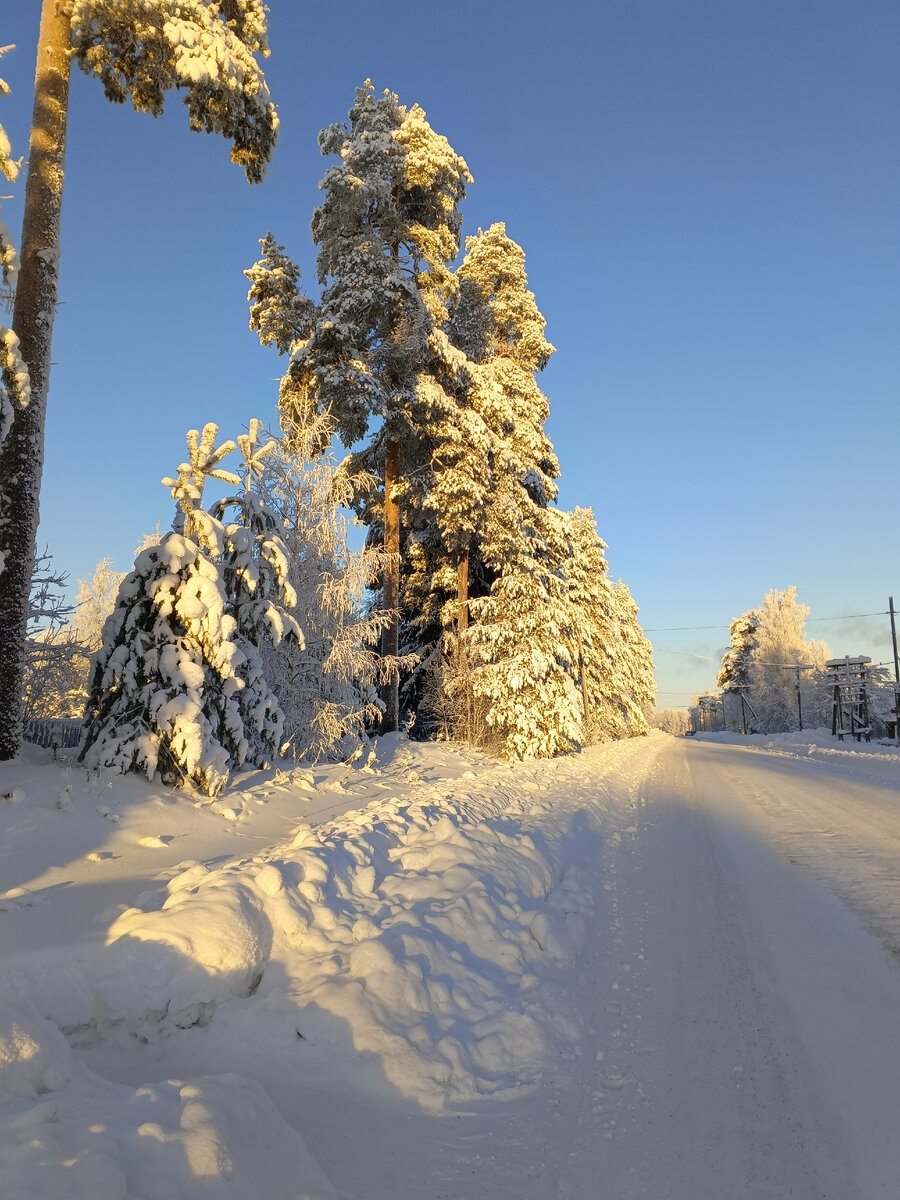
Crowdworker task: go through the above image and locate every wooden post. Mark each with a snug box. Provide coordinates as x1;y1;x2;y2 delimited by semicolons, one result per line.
0;0;72;760
380;438;400;734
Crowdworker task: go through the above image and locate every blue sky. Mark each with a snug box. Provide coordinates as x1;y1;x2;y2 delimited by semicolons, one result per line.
2;0;898;706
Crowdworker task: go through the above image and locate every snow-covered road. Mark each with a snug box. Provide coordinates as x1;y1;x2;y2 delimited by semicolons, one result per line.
3;733;900;1198
548;737;900;1200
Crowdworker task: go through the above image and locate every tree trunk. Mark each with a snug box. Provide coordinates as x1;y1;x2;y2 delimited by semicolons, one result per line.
456;540;471;740
0;0;72;761
577;629;593;738
380;438;400;734
456;541;469;634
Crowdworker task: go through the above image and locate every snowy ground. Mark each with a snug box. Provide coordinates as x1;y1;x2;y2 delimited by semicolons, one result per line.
2;730;899;1198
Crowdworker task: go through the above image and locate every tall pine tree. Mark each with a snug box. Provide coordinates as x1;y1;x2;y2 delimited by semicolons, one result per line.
281;82;471;733
0;1;277;760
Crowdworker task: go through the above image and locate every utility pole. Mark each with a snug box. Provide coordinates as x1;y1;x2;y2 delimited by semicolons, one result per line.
890;598;899;745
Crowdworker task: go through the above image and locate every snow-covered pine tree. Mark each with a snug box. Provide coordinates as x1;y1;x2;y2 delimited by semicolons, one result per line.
80;423;297;794
448;223;560;638
67;1;277;182
79;532;245;794
555;506;622;743
0;2;278;761
451;223;560;519
414;223;575;753
717;610;760;691
717;608;761;729
282;82;471;733
245;233;316;357
605;579;655;737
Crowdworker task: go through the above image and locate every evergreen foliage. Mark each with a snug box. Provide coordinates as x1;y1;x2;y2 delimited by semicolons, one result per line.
244;87;656;761
80;423;300;794
66;0;278;182
0;51;25;478
0;5;277;762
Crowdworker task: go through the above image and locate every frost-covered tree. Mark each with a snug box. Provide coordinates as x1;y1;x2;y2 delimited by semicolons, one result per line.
605;579;655;736
22;554;126;723
0;3;278;761
451;223;559;516
748;586;830;733
80;423;299;794
281;81;471;733
207;420;303;767
253;436;400;761
71;556;126;652
651;708;692;736
22;549;87;722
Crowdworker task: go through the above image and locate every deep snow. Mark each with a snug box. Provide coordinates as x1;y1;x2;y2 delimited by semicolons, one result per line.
1;730;899;1198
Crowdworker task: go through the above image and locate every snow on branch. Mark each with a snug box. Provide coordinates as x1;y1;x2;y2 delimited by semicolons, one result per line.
65;1;278;182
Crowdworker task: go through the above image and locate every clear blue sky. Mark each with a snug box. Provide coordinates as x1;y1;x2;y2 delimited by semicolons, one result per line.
3;0;898;706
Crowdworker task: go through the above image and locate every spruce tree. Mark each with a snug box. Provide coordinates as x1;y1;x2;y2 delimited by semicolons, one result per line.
0;2;277;760
464;502;583;761
80;423;299;793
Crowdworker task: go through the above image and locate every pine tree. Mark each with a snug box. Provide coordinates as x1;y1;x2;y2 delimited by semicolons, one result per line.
283;81;471;733
400;224;562;733
717;610;761;691
0;2;278;760
245;233;316;357
605;579;655;737
556;507;619;742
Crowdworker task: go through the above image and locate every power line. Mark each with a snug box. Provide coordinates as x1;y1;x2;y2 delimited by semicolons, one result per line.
644;610;888;633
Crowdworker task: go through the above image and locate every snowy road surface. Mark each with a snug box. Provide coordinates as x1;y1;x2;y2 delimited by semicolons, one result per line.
2;732;900;1198
550;737;900;1200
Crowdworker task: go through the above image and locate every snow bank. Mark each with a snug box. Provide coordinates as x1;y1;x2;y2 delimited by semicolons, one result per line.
0;1070;334;1199
0;734;662;1195
52;766;604;1109
0;993;332;1197
695;728;900;785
